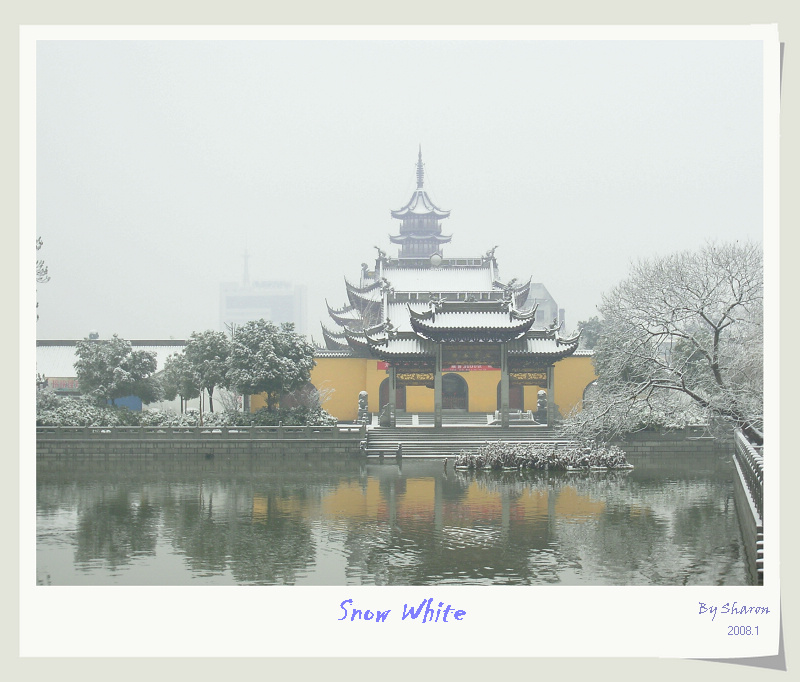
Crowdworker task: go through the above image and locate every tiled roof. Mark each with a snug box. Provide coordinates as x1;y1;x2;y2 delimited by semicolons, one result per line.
389;233;452;244
390;188;450;219
386;302;414;330
412;310;534;330
382;265;493;292
508;337;580;357
366;336;436;358
314;348;355;358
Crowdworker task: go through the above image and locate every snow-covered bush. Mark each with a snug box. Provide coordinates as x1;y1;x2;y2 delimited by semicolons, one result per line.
37;389;337;428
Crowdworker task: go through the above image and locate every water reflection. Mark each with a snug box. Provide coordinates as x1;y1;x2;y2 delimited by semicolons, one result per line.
36;454;750;585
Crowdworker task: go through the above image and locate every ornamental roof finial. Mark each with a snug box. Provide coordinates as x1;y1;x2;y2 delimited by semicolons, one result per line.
416;145;424;189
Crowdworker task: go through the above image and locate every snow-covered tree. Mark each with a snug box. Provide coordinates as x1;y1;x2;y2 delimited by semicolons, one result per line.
184;330;230;413
74;335;161;406
36;237;49;319
36;237;49;284
565;242;763;439
160;352;201;413
227;320;316;412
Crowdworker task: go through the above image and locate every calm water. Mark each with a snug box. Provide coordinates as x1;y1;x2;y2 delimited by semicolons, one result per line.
36;451;751;586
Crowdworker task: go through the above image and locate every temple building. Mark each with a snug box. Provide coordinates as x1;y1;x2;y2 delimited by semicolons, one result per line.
255;150;597;424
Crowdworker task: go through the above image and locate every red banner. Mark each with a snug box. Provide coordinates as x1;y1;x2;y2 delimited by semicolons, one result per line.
377;362;498;372
48;377;79;390
444;364;499;371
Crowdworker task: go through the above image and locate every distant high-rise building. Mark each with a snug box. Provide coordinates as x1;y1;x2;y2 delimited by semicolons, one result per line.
219;252;308;336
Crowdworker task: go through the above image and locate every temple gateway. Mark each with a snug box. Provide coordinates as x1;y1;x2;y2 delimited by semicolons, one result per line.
264;150;597;425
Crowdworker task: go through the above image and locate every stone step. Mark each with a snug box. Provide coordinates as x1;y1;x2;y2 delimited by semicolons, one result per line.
394;413;494;426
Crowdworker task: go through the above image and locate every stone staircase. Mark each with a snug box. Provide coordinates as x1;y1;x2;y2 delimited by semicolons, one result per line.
394;412;492;426
361;424;566;459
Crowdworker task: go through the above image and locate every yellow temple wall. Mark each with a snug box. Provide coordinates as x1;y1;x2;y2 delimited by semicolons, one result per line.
553;355;597;417
464;371;500;413
406;385;434;412
251;353;597;422
311;357;368;421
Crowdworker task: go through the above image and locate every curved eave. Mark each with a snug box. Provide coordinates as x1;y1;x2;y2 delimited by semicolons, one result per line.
390;189;450;219
557;330;582;345
407;305;435;321
511;303;538;322
410;317;534;342
508;338;580;360
320;323;349;351
514;278;532;308
365;336;436;360
344;276;383;296
326;300;362;328
346;285;383;311
342;328;372;354
389;233;452;244
494;277;531;294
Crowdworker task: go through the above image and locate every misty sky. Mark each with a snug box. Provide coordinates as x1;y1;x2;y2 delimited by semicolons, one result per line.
33;37;764;341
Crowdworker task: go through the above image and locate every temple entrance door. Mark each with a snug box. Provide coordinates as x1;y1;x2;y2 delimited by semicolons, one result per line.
497;382;524;411
379;378;406;410
442;373;468;410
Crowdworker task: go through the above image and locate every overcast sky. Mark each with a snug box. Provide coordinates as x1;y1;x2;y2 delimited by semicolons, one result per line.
33;36;764;341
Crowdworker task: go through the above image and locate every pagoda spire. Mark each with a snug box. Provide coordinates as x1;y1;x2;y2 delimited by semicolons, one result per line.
389;148;452;258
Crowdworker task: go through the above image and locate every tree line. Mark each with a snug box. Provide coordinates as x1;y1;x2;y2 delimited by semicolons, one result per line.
71;319;316;414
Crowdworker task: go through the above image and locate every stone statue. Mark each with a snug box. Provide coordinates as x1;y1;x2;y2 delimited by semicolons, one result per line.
357;391;369;423
537;390;548;422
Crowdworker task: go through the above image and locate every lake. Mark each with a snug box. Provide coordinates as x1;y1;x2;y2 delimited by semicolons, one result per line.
36;449;752;585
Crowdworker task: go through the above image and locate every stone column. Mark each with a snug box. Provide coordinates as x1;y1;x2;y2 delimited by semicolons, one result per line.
500;342;510;428
434;344;443;428
389;364;397;428
546;364;555;428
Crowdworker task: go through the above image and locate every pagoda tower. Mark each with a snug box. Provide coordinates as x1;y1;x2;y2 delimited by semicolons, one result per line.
388;147;452;258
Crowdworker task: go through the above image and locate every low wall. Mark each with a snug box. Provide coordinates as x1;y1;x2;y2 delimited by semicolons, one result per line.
36;424;365;458
612;429;727;458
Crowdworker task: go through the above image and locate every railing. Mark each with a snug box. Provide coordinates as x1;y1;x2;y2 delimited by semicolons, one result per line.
492;410;537;422
36;424;366;440
734;428;763;522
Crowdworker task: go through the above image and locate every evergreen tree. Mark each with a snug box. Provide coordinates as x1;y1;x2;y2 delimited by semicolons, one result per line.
184;330;230;413
161;352;201;413
74;335;161;406
227;320;316;412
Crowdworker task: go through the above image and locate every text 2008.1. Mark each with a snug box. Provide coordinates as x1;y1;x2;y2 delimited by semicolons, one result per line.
728;626;759;635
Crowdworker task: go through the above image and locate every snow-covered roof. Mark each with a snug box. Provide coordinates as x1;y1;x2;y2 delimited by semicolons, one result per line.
390;188;451;219
508;337;580;358
382;265;493;292
36;340;188;378
366;336;436;358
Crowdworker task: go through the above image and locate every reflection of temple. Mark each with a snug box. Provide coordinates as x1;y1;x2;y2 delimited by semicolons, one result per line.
273;150;596;423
